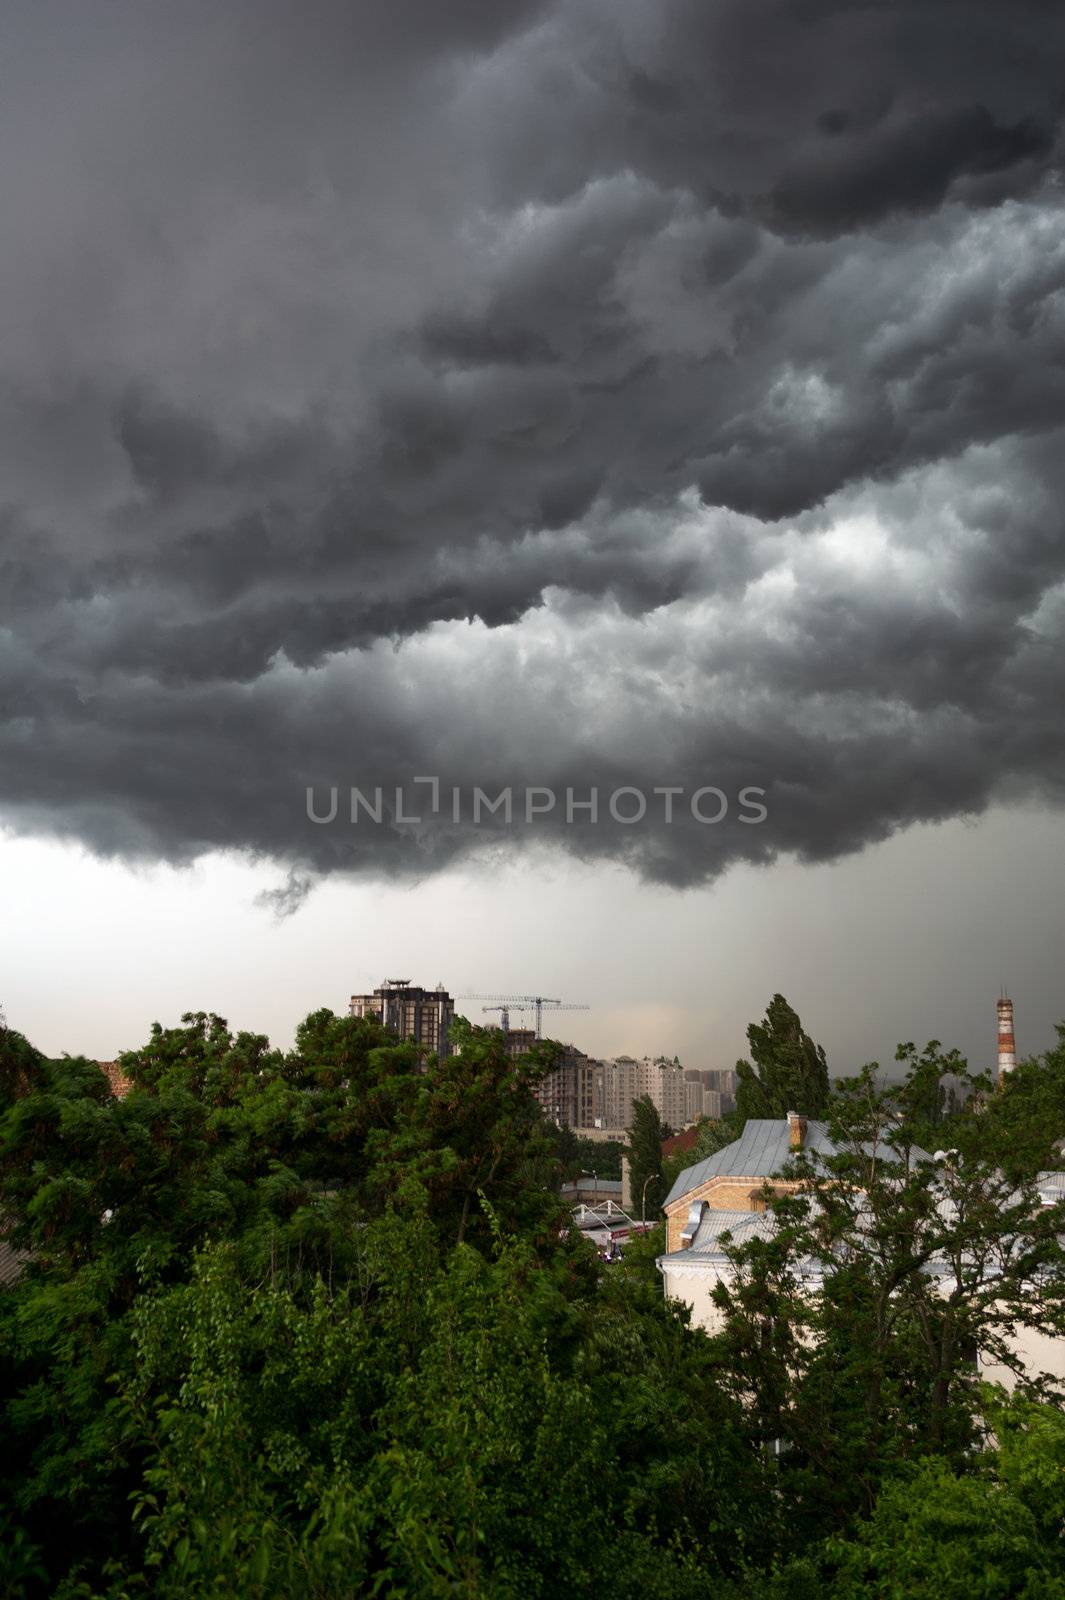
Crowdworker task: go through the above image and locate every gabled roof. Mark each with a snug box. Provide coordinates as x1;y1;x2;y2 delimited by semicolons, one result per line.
663;1118;837;1207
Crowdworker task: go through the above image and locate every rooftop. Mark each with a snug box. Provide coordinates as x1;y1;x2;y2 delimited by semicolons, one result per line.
664;1116;937;1208
661;1126;699;1159
659;1206;782;1264
664;1118;838;1207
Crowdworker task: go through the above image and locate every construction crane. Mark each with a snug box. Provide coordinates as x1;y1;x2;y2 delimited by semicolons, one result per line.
459;994;590;1040
482;1004;512;1031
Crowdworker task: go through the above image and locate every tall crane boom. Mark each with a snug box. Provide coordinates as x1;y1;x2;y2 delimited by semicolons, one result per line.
459;993;591;1039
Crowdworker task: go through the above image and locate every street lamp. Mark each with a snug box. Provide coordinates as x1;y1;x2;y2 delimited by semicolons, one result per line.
641;1172;660;1226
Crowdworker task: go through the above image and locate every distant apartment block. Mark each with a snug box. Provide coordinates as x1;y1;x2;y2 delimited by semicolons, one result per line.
529;1051;738;1135
536;1044;599;1130
598;1055;690;1132
502;1028;538;1060
349;979;454;1058
684;1068;736;1124
465;1024;736;1137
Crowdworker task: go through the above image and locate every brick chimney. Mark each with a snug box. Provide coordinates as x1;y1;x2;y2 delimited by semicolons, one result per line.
787;1109;807;1150
997;995;1016;1082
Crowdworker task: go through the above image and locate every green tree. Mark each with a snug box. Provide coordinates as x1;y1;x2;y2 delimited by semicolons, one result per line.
6;1001;1064;1596
983;1021;1065;1179
710;1049;1065;1537
568;1136;625;1181
116;1220;774;1599
734;995;830;1121
0;1008;773;1596
0;1015;44;1105
626;1095;668;1219
755;1394;1065;1599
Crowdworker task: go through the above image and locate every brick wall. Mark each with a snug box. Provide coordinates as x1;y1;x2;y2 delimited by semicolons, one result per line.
664;1175;801;1252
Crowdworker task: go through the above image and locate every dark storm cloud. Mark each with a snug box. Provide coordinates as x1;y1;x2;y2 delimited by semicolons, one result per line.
2;0;1065;891
768;105;1054;234
472;0;1065;226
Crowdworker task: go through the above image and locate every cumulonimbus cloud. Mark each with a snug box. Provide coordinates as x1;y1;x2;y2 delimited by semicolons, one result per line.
1;0;1064;894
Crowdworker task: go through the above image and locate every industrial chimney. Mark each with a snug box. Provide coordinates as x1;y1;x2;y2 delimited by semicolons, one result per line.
997;995;1016;1082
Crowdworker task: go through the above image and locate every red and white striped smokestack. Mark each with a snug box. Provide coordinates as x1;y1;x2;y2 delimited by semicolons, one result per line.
997;995;1016;1081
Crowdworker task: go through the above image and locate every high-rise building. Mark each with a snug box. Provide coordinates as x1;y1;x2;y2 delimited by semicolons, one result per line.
349;979;454;1058
683;1068;736;1123
536;1044;599;1129
597;1055;693;1132
598;1055;639;1130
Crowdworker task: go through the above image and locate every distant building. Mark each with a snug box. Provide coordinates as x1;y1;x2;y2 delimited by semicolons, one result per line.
349;979;453;1058
537;1044;599;1129
660;1111;824;1275
502;1028;538;1059
508;1040;736;1138
97;1060;133;1098
561;1176;624;1205
683;1068;736;1124
598;1055;691;1131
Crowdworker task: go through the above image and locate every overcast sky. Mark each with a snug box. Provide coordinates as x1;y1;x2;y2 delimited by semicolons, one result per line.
2;2;1064;1078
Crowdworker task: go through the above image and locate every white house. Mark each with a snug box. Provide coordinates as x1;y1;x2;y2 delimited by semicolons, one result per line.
657;1114;1065;1389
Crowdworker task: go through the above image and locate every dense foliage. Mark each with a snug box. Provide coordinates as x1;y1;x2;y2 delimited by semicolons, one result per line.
560;1133;625;1181
734;994;831;1120
625;1094;671;1218
0;1010;772;1598
1;1002;1064;1597
712;1051;1065;1535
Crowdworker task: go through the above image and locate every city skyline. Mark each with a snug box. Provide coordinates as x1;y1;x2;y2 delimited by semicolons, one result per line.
4;801;1061;1081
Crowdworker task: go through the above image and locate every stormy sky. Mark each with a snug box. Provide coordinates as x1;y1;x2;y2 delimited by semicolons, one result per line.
2;2;1065;1069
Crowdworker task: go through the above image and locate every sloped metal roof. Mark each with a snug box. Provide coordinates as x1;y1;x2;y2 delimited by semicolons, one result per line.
663;1117;936;1208
657;1203;820;1269
663;1118;836;1207
1036;1170;1065;1203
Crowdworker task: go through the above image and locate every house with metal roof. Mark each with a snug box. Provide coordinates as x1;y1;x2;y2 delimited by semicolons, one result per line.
661;1111;825;1250
658;1114;1065;1390
658;1111;827;1331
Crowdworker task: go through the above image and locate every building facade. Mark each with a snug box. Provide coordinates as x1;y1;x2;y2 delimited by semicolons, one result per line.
597;1055;694;1132
483;1036;737;1138
683;1068;736;1124
348;979;454;1058
536;1044;599;1130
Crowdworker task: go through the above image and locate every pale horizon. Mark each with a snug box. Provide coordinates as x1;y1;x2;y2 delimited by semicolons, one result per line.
6;801;1062;1085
